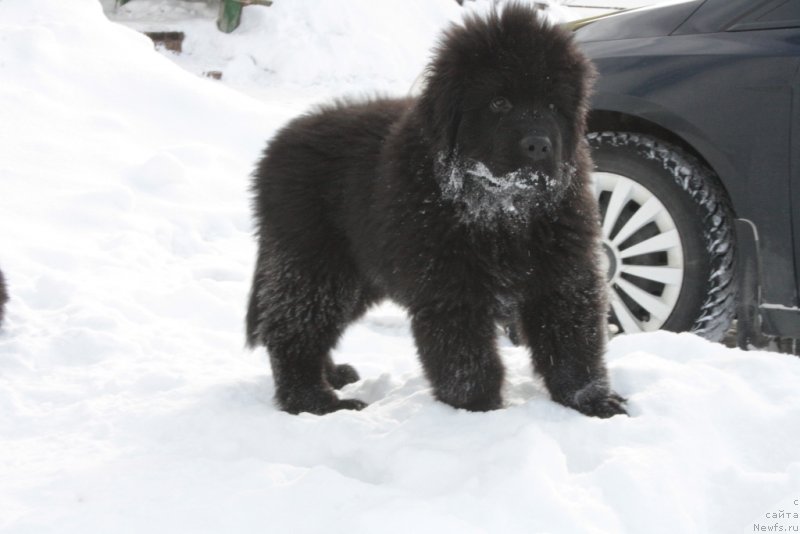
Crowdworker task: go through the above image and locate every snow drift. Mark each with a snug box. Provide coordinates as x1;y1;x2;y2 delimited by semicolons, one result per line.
0;1;798;533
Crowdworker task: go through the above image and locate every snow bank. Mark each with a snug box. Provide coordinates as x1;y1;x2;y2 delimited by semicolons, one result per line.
108;0;569;95
1;1;799;533
107;0;461;95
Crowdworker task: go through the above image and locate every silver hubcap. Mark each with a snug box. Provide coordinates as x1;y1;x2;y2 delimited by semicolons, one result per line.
591;172;684;334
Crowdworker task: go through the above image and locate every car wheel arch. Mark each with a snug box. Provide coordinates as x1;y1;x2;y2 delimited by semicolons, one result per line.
587;108;738;215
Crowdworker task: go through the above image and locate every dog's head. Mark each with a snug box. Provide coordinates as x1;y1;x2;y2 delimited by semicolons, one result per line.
419;4;594;221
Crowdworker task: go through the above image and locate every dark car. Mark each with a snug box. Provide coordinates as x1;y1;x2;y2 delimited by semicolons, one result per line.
572;0;800;350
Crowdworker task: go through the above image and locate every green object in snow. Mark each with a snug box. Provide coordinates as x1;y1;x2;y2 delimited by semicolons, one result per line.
217;0;243;33
217;0;273;34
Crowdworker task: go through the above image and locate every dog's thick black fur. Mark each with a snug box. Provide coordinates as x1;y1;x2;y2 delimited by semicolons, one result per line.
0;268;7;327
246;4;626;418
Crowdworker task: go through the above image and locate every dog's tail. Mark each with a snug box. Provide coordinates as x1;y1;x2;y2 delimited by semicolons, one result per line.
0;267;8;327
245;266;263;349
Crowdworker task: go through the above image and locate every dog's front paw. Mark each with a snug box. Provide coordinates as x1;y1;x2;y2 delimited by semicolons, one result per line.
435;387;504;412
326;363;360;390
562;381;628;418
277;387;367;415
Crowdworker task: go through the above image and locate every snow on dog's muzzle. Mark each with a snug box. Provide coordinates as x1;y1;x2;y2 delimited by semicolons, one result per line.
435;153;575;225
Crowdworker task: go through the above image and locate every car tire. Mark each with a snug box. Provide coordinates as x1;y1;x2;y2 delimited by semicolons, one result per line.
587;131;736;341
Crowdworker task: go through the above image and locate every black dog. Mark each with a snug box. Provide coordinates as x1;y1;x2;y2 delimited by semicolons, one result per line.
246;4;626;418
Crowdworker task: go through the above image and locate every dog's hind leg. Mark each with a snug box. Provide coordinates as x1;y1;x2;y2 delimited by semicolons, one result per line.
247;244;369;415
323;286;378;390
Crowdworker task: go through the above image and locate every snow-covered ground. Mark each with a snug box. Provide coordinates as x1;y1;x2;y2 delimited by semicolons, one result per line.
1;1;799;532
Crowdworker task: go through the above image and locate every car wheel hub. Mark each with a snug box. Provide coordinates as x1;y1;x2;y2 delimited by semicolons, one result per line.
601;241;619;283
591;172;685;334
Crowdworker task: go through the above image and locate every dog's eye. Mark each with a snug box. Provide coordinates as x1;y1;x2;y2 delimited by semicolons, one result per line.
489;97;512;113
548;103;563;115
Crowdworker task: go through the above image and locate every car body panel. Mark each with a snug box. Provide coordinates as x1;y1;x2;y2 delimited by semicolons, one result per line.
675;0;800;34
792;64;800;303
577;1;800;308
574;0;700;41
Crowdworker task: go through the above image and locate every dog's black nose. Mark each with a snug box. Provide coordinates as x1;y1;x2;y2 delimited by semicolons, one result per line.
521;135;552;162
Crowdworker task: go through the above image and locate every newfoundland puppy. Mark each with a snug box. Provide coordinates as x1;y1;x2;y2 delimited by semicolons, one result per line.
246;4;626;418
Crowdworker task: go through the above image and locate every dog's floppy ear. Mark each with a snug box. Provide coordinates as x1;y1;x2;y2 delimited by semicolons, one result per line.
572;49;597;138
417;9;498;156
417;41;464;155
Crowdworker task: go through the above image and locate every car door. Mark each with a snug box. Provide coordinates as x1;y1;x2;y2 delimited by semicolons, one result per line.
673;0;800;309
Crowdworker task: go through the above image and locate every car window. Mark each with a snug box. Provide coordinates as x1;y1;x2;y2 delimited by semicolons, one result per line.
729;0;800;31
